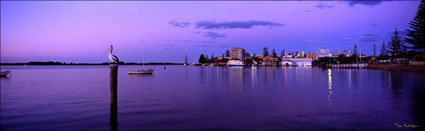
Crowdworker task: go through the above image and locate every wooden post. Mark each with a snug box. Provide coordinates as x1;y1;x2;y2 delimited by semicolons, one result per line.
110;64;118;131
110;64;118;105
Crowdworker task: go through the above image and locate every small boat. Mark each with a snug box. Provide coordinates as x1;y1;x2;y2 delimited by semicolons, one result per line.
128;68;154;74
128;41;154;74
227;60;244;66
0;71;11;77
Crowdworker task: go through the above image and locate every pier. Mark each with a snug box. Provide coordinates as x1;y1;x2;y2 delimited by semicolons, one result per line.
327;63;368;68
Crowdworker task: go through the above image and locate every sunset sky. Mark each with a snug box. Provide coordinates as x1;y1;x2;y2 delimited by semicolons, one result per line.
0;1;421;63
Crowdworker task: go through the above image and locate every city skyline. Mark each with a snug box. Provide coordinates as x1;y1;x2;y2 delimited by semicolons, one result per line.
1;1;420;63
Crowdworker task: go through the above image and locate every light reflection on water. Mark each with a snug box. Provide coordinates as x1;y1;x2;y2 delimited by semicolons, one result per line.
1;65;424;131
328;68;333;102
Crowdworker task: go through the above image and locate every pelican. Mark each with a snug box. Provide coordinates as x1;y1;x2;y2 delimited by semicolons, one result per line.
108;45;120;63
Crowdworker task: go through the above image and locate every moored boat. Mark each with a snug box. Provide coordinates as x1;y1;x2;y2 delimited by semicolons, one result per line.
128;41;155;74
128;68;154;74
227;60;244;66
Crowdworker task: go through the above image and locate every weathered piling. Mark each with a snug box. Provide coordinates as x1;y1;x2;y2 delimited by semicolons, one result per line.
110;64;118;131
110;64;118;105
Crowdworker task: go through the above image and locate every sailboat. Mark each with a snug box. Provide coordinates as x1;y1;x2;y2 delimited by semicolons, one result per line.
128;41;154;74
184;54;189;66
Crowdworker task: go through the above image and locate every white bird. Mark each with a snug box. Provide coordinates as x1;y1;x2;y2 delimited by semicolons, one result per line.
108;45;120;63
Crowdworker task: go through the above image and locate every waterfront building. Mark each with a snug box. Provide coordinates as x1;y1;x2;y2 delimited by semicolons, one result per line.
231;48;246;60
316;48;333;58
283;54;294;58
217;56;232;61
333;50;352;57
244;52;251;59
295;51;305;58
255;55;264;59
306;53;317;61
262;56;279;66
288;58;313;66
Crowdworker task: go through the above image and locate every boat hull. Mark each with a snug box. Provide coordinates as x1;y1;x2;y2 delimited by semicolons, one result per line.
227;60;244;66
227;64;244;66
128;70;154;74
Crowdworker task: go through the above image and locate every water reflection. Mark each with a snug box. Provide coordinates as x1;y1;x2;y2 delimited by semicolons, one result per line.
284;67;288;88
110;104;117;131
251;66;257;88
1;65;424;131
411;78;425;128
229;66;244;88
389;72;403;107
348;70;352;89
328;68;333;102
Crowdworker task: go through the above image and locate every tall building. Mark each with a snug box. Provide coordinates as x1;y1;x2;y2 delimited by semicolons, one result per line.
231;48;246;60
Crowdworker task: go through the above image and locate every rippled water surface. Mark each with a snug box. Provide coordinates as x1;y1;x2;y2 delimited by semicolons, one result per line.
1;65;424;131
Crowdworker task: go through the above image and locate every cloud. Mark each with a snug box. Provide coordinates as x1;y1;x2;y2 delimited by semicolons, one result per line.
343;37;353;40
360;33;381;43
305;38;331;44
167;39;233;48
194;32;227;39
347;0;388;7
195;20;284;30
315;4;335;9
368;22;381;26
160;43;177;50
168;20;191;28
167;40;214;44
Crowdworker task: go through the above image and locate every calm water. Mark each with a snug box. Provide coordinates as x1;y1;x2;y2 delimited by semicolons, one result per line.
1;65;424;131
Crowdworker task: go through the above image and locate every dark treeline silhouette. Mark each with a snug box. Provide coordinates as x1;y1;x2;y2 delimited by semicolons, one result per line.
375;0;424;62
405;0;425;60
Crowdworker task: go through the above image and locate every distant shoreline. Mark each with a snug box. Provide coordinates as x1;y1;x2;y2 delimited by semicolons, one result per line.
0;62;184;66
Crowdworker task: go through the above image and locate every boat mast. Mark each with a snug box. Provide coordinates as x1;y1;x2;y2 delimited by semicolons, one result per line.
143;40;145;68
185;54;188;65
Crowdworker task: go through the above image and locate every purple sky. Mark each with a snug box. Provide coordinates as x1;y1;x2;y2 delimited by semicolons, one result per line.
0;1;421;63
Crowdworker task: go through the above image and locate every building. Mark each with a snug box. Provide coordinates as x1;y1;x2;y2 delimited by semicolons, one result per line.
262;56;279;66
254;55;264;59
282;54;294;58
217;56;232;61
288;58;313;66
332;50;352;57
295;51;305;58
316;48;332;58
306;53;317;61
231;48;246;60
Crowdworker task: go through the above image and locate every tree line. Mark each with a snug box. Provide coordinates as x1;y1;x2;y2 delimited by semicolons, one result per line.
380;0;425;61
